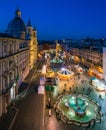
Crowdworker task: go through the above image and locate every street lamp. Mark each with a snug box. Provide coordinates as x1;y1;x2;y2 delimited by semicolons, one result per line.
42;65;46;77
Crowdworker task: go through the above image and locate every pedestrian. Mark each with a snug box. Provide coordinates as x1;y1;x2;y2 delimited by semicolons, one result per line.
63;89;66;93
48;109;51;117
69;87;71;92
99;94;102;99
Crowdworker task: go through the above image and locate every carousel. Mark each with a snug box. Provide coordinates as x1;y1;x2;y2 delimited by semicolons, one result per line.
51;56;63;70
57;68;74;80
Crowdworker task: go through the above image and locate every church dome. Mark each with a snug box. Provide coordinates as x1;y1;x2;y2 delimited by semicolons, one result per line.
6;8;26;34
7;17;26;31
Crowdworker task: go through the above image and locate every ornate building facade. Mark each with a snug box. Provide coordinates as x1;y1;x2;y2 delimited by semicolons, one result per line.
0;8;38;117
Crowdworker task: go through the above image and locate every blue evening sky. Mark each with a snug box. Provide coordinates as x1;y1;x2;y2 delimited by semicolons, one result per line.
0;0;106;40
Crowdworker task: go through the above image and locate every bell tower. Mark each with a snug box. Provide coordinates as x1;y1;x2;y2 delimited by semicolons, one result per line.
26;19;38;69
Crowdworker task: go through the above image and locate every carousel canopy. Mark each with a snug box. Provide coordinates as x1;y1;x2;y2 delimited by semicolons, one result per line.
58;68;74;75
51;56;63;63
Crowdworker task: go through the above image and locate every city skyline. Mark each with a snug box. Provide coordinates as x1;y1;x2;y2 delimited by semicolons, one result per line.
0;0;106;40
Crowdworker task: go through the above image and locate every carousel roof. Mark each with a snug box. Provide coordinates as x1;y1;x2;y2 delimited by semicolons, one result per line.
51;56;63;63
58;68;74;75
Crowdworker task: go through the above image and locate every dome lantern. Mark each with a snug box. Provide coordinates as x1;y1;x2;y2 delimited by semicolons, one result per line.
15;8;21;18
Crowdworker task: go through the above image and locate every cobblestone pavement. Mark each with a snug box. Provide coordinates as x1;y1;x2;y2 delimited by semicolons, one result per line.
43;73;106;130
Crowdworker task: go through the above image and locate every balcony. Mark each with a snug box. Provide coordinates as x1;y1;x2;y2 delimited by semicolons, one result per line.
0;79;17;96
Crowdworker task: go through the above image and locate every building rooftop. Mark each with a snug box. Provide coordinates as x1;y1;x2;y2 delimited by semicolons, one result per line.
0;33;16;38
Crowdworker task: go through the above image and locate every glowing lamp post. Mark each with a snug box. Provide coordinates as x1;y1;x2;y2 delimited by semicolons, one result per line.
42;65;47;77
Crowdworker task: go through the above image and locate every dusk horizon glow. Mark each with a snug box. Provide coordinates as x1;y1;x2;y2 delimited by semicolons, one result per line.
0;0;106;40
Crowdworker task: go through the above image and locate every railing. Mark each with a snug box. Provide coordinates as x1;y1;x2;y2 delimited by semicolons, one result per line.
0;48;29;60
2;64;17;77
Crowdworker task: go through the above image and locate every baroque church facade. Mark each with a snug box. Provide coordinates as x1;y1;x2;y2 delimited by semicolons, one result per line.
0;8;38;117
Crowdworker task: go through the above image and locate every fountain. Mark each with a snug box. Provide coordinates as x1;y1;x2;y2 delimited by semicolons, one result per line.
66;96;87;117
54;93;102;127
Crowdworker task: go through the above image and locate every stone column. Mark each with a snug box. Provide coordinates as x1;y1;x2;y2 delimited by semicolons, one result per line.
0;62;2;117
2;78;7;114
103;47;106;81
0;75;2;117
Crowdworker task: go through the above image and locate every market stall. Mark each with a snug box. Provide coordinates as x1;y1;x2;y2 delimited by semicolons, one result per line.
92;78;106;92
74;65;83;74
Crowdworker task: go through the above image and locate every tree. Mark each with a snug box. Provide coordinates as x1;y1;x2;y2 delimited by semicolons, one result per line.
45;85;55;92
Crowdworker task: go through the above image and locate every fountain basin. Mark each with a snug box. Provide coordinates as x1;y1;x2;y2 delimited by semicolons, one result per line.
54;93;102;127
